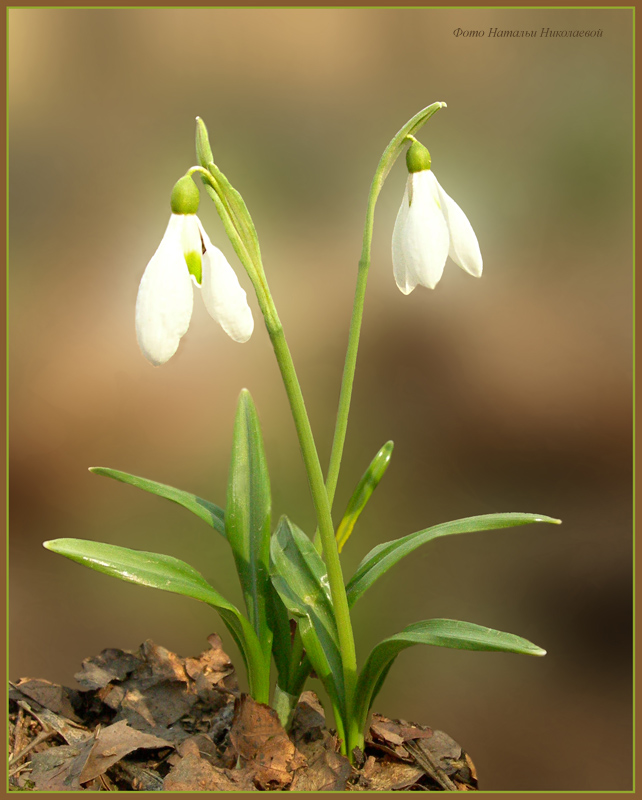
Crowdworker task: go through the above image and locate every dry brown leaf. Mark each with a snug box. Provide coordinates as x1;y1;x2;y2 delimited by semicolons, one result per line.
290;691;326;744
29;740;94;791
230;694;306;789
177;733;225;767
164;751;256;791
290;730;352;791
13;679;82;723
370;713;434;749
78;719;173;783
359;754;425;790
74;648;142;690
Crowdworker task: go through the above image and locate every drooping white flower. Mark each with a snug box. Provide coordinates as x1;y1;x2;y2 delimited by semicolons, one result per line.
135;176;253;366
392;141;482;294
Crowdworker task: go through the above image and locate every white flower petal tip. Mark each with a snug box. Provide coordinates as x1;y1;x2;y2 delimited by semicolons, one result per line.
392;172;449;294
135;215;194;366
392;168;482;292
135;214;253;365
201;257;254;343
198;224;254;344
432;175;483;279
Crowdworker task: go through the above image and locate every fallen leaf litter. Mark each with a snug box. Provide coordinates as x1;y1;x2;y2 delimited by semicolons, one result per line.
9;635;478;791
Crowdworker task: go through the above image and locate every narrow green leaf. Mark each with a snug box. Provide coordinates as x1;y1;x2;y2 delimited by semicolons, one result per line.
336;441;393;553
89;467;226;537
43;537;269;699
226;390;278;667
270;517;345;714
347;513;561;608
355;618;546;730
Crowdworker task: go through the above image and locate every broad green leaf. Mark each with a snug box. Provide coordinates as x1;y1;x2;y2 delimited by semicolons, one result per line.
270;517;345;714
226;390;282;670
43;537;269;700
347;513;561;608
336;441;393;553
90;467;226;537
355;618;546;730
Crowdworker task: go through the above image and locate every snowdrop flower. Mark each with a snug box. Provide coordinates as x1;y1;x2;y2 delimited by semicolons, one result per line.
392;140;482;294
136;176;254;366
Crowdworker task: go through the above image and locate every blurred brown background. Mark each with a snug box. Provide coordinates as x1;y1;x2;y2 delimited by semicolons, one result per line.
9;8;632;791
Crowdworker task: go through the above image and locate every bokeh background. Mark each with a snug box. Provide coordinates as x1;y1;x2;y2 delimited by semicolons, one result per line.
9;8;632;791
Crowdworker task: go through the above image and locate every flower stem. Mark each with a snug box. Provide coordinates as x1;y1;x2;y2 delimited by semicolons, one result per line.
264;311;359;723
324;204;377;509
321;102;448;526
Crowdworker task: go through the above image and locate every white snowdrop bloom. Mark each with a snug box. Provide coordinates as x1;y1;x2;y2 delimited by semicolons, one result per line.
135;176;253;366
392;141;482;294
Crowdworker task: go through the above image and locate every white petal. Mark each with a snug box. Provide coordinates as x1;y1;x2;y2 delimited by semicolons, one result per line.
392;172;450;292
432;173;483;278
198;223;254;343
135;215;194;366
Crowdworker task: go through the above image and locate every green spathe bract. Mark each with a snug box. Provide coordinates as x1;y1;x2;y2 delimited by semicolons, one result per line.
43;104;561;765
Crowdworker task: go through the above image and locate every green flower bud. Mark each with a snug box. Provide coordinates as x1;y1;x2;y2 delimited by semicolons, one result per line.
195;117;214;168
406;140;431;173
170;175;200;215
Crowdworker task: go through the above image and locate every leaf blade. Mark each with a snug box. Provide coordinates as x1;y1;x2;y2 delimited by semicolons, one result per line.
270;517;345;713
226;390;275;661
42;537;267;695
89;467;226;537
355;618;546;730
347;512;561;607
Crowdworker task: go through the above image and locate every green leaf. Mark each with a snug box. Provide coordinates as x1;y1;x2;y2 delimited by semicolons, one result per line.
42;537;269;700
270;517;345;714
347;513;561;608
355;618;546;730
89;467;226;537
336;441;393;553
226;390;283;670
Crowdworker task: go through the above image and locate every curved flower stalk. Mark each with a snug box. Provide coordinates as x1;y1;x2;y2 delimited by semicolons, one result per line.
392;139;482;293
135;176;253;366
